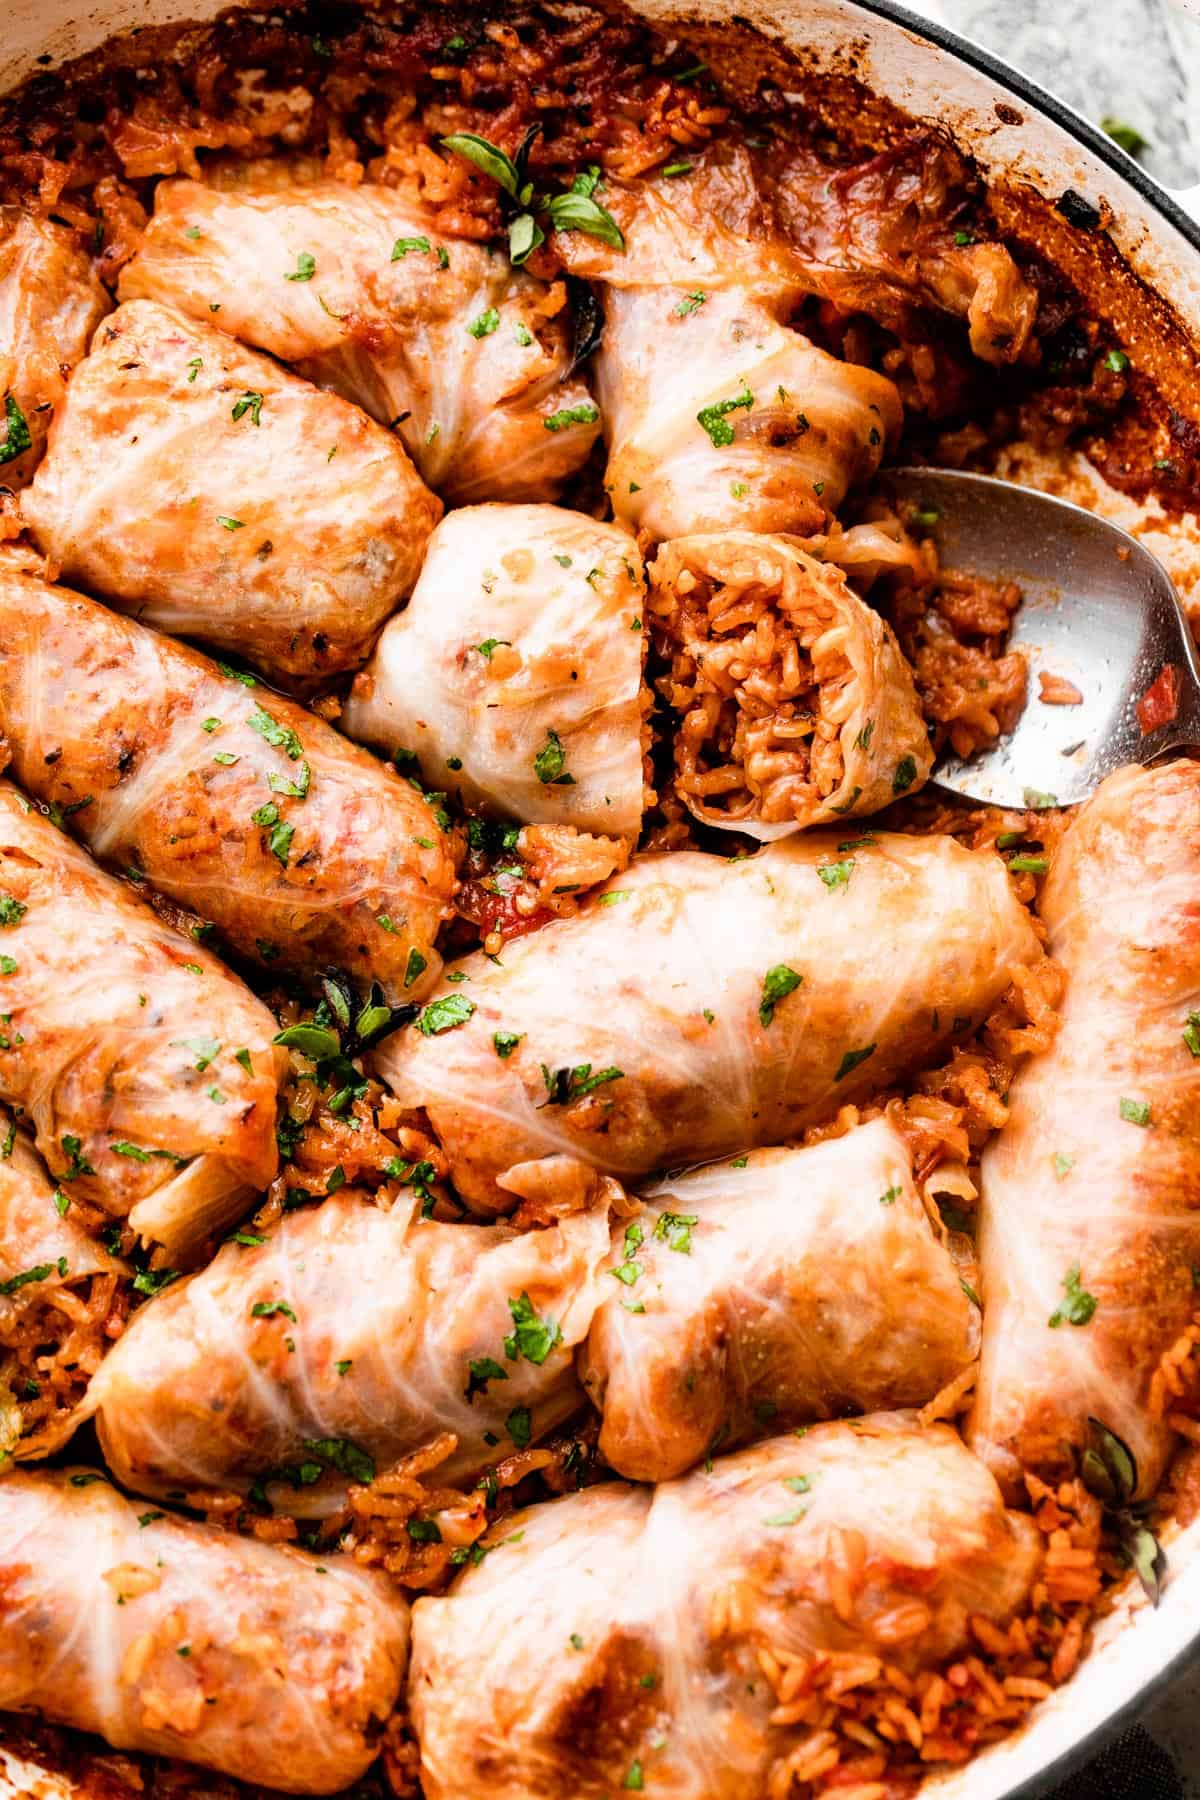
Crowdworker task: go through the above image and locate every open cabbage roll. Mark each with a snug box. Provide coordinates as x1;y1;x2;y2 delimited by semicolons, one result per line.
342;505;646;838
0;1468;408;1792
90;1188;611;1511
119;170;600;503
581;1118;976;1482
555;161;901;542
410;1414;1041;1800
971;760;1200;1501
0;1116;126;1459
0;782;281;1250
0;208;110;487
0;563;456;997
649;532;931;836
21;299;441;684
377;832;1041;1213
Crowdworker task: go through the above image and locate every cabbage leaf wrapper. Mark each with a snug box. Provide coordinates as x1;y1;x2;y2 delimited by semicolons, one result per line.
343;504;646;838
410;1413;1041;1800
0;1468;408;1793
377;832;1042;1212
0;563;455;998
971;760;1200;1501
0;781;281;1250
119;168;600;504
22;299;441;684
581;1117;977;1481
0;207;110;488
555;153;901;543
650;531;932;837
89;1189;612;1512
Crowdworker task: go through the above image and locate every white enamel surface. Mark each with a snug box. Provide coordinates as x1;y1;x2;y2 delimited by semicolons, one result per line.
3;0;1200;1795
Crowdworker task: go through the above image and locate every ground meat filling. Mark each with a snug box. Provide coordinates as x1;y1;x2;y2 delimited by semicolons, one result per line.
650;547;853;829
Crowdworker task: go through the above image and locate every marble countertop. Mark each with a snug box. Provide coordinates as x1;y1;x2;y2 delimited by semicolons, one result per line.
902;1;1200;1790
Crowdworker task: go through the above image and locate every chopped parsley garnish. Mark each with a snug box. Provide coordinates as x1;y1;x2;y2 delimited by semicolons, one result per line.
1054;1151;1075;1179
248;704;304;760
1120;1097;1151;1126
1008;854;1048;875
653;1211;698;1254
404;949;428;989
406;1516;442;1544
467;308;500;338
663;160;693;176
835;1043;876;1081
623;1762;645;1792
504;1291;563;1365
0;394;32;465
879;1185;901;1206
186;356;202;382
697;381;754;447
284;251;316;282
474;637;511;659
674;290;707;317
0;1261;59;1295
0;893;27;926
392;235;431;259
541;1063;624;1104
1104;348;1131;373
59;1134;94;1180
251;1299;297;1321
1023;787;1058;810
892;755;918;794
416;994;476;1035
1184;1012;1200;1058
216;515;244;531
0;956;16;975
172;1035;220;1072
1048;1263;1097;1329
758;963;802;1027
268;761;311;799
960;1278;983;1308
493;1030;523;1059
465;1355;508;1401
533;728;576;785
544;402;600;433
132;1267;181;1296
817;860;854;890
506;1405;532;1447
232;390;264;426
599;890;631;907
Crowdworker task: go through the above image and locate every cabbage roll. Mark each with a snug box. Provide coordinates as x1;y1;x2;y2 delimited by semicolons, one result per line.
556;163;901;542
971;760;1200;1500
377;832;1042;1212
21;299;441;683
90;1190;611;1511
0;564;456;996
410;1414;1041;1800
342;505;646;838
118;171;600;503
0;782;281;1250
0;1469;407;1792
0;1117;125;1458
0;209;110;488
581;1118;976;1482
650;532;931;837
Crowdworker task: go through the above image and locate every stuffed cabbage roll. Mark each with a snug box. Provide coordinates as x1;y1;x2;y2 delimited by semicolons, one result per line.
581;1118;976;1482
0;1469;407;1792
0;1116;126;1459
0;783;281;1250
555;162;901;542
0;563;456;996
650;532;932;836
377;831;1042;1212
90;1188;611;1511
342;505;646;838
972;760;1200;1501
0;209;110;488
118;171;601;503
410;1414;1042;1800
21;299;441;683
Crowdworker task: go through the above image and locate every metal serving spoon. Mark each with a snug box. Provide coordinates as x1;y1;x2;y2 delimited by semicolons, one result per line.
883;468;1200;809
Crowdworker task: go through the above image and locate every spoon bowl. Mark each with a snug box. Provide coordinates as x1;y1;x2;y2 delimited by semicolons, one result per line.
883;468;1200;809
